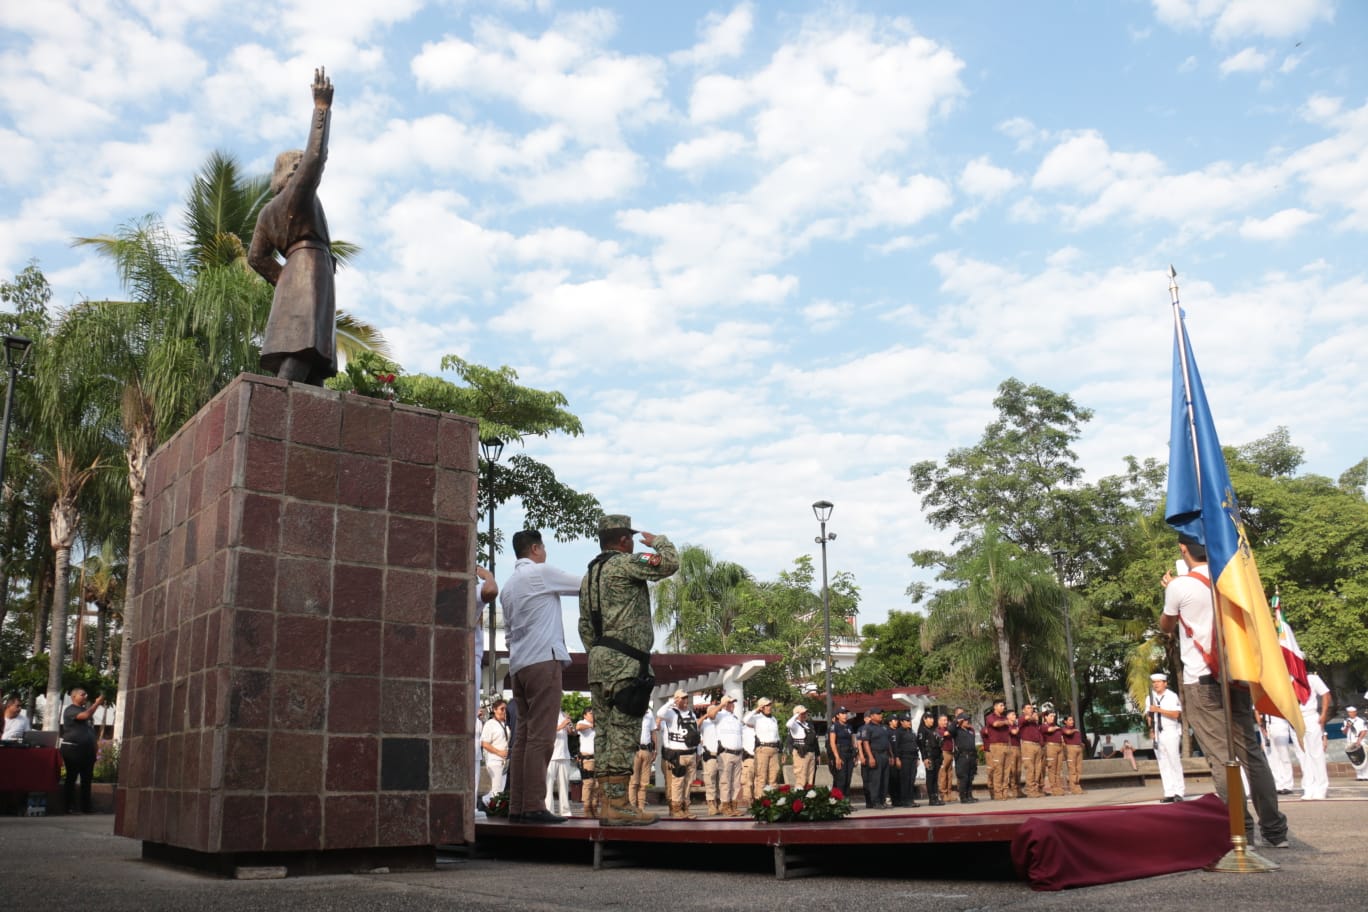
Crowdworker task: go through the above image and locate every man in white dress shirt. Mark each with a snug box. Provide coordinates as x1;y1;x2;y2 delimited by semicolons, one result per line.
1146;673;1185;802
501;530;581;824
1291;672;1331;800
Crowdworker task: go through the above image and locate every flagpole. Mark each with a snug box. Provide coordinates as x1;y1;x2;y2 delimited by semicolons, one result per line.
1168;266;1277;874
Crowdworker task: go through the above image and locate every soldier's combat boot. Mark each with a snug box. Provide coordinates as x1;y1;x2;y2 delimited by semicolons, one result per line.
599;776;657;826
707;801;722;816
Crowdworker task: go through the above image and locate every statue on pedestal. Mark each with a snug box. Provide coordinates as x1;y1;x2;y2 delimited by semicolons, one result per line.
249;67;338;386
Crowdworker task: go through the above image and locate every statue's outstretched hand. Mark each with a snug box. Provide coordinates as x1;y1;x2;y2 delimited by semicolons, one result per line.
313;67;333;108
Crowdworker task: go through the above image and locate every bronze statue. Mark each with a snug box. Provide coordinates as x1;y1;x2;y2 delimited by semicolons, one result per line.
249;67;337;385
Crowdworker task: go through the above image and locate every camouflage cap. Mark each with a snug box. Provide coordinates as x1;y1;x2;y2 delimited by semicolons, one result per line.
598;514;637;535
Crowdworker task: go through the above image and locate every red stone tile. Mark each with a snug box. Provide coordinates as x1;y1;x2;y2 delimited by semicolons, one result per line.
237;492;281;552
156;678;174;735
324;794;377;850
220;795;266;852
230;609;274;669
277;557;331;615
338;453;388;510
329;619;381;676
271;673;327;730
429;793;465;845
264;795;322;852
392;408;438;465
285;445;339;503
434;469;478;523
386;516;434;570
434;577;471;627
382;624;431;680
290;388;341;449
436;416;476;471
228;669;272;728
326;735;379;792
378;793;428;846
280;501;335;558
431;685;471;735
248;384;288;440
223;729;268;789
232;551;277;613
432;628;471;683
341;396;391;456
199;729;217;789
333;564;383;619
275;614;327;671
267;732;324;793
201;394;227;457
242;435;286;493
384;569;433;624
186;669;203;727
335;507;385;565
327;676;380;734
388;462;435;516
382;679;430;735
434;521;471;574
187;463;205;519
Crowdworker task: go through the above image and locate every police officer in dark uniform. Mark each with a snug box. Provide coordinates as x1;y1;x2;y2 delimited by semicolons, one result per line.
887;715;902;806
917;711;945;806
952;712;980;803
857;708;893;809
892;713;921;807
826;706;856;795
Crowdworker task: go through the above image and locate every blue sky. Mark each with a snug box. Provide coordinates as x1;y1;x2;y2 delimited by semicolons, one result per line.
3;0;1366;645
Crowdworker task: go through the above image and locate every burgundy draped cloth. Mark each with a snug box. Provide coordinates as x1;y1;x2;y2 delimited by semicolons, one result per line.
0;748;63;791
1011;794;1230;891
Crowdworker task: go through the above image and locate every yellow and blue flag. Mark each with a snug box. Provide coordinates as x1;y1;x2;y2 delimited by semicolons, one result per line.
1164;310;1304;736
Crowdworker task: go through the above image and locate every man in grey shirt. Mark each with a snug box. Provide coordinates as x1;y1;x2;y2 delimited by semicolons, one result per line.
501;529;581;823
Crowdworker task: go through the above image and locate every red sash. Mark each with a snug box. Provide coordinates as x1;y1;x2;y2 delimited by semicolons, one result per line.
1176;567;1220;678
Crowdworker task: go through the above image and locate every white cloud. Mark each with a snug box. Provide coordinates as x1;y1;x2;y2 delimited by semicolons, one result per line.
960;156;1019;199
665;130;748;171
801;298;850;330
671;3;754;67
1239;208;1318;239
997;116;1050;152
1178;55;1199;73
1152;0;1335;41
1219;46;1271;75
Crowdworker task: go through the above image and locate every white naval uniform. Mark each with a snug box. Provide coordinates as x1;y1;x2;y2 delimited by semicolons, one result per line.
1150;688;1185;799
1291;673;1330;800
1262;713;1296;792
1343;715;1368;780
546;711;573;815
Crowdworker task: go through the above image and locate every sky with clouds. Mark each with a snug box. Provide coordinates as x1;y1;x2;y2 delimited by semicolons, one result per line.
3;0;1366;646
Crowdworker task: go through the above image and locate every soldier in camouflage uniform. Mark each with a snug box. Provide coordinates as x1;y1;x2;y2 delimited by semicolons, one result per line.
578;514;679;826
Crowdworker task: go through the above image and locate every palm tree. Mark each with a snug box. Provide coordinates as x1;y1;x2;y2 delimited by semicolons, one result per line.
653;545;753;652
921;526;1065;705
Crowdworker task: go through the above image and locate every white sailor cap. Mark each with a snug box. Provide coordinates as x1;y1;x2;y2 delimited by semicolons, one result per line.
1150;673;1168;682
1347;706;1359;712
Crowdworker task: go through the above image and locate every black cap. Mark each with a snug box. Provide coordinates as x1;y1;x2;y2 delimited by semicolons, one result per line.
868;707;883;715
836;706;849;714
955;712;969;723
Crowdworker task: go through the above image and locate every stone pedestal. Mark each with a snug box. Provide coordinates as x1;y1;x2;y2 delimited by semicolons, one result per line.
114;374;479;869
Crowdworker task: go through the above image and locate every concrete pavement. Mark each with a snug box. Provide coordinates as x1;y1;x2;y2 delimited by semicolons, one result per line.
3;779;1364;911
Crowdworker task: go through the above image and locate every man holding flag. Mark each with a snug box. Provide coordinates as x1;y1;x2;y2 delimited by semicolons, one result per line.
1160;275;1300;851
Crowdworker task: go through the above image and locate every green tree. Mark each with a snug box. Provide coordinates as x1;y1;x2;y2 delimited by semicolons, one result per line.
653;545;753;652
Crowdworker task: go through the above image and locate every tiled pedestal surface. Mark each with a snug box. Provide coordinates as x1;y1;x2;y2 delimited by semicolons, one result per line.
114;374;480;868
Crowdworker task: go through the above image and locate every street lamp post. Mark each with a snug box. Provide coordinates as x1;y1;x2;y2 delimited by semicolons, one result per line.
480;438;504;705
1051;549;1081;727
812;500;836;722
0;335;34;499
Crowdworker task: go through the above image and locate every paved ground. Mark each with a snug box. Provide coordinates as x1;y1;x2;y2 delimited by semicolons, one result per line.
4;779;1364;911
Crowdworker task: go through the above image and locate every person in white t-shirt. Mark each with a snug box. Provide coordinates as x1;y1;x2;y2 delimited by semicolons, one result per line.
1291;672;1331;800
576;709;598;817
545;711;574;816
3;695;30;741
480;699;511;807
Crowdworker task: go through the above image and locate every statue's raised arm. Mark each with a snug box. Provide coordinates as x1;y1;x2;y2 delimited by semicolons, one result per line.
249;67;338;386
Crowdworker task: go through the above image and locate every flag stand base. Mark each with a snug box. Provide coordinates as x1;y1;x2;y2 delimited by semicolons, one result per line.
1205;835;1279;873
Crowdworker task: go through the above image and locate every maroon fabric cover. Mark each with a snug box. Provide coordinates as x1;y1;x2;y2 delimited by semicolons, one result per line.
0;748;63;791
1011;794;1230;891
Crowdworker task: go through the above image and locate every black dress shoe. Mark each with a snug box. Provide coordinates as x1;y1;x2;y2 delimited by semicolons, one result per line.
930;799;945;806
506;813;522;822
962;797;980;803
515;810;568;824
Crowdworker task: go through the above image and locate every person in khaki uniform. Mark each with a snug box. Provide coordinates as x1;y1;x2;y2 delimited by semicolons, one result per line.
628;709;657;811
1062;714;1086;795
982;699;1011;799
714;695;746;815
578;514;680;826
745;697;782;798
1017;704;1044;797
937;714;957;802
1042;709;1065;796
787;704;819;790
1005;709;1022;798
658;689;700;819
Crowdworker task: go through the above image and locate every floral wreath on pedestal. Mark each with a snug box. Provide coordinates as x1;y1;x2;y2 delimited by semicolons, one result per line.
485;791;510;817
748;783;853;822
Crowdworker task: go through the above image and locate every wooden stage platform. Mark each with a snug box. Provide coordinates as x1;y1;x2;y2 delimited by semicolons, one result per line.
472;801;1140;879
